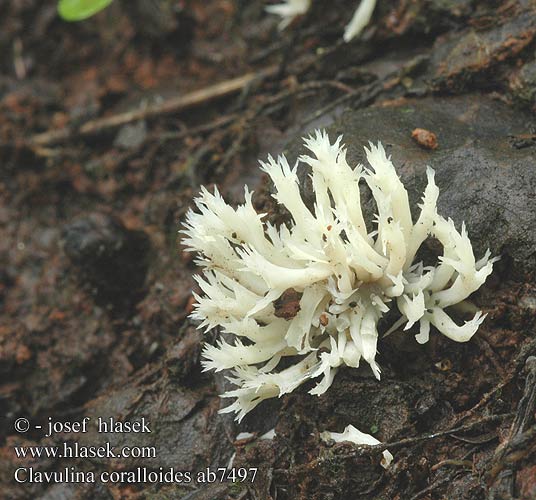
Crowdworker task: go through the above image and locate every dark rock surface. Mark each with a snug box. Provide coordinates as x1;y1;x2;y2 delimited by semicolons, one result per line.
429;5;536;92
287;95;536;276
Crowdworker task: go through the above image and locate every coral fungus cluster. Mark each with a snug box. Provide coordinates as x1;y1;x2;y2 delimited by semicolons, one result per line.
182;130;497;421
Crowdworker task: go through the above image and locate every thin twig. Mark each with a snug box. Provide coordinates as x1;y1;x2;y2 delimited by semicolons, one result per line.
366;413;514;453
430;459;473;471
300;80;383;127
156;114;238;142
29;67;278;146
216;80;353;172
275;413;514;476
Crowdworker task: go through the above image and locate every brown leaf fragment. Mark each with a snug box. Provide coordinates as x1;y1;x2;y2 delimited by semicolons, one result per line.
274;288;302;320
411;128;438;150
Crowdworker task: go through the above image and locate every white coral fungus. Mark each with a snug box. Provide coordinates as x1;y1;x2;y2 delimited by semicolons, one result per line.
182;130;497;422
343;0;377;42
266;0;377;41
321;425;393;468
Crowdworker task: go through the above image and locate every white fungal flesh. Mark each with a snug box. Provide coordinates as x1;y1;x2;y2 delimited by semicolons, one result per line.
266;0;377;42
321;424;393;468
343;0;377;42
265;0;311;29
181;130;497;422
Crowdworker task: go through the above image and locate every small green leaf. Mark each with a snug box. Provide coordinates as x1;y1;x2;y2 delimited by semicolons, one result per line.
370;424;378;434
58;0;114;21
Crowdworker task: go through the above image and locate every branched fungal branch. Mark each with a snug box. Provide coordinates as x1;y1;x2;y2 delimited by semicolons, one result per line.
181;130;497;422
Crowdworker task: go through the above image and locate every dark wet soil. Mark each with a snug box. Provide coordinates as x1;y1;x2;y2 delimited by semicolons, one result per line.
1;1;536;499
